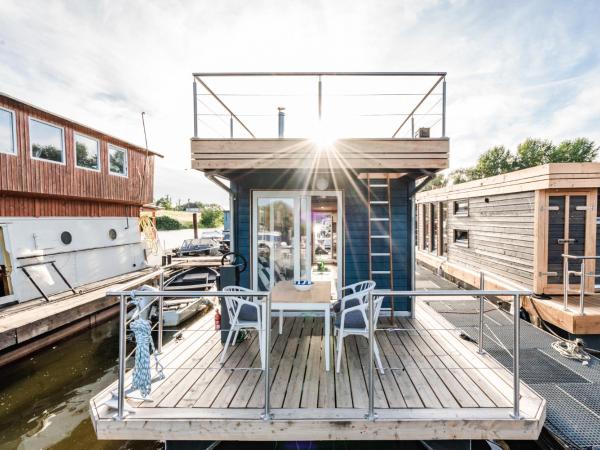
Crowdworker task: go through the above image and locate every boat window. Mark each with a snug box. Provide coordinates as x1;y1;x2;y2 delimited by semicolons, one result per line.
108;144;128;176
0;107;17;155
29;118;65;164
75;133;100;171
453;199;469;216
453;229;469;246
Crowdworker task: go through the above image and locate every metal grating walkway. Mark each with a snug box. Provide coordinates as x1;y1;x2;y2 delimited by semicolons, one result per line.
427;298;600;449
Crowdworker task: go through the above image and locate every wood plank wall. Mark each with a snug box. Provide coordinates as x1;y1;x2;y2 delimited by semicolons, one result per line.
420;191;536;287
0;194;139;217
0;95;155;208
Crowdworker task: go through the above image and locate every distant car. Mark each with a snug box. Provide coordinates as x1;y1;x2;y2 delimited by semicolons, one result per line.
176;238;220;256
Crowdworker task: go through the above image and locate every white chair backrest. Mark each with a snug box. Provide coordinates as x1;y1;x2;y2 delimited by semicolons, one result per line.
223;285;253;321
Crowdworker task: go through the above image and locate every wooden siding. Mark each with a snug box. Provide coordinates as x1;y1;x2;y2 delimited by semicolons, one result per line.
420;192;536;288
191;138;449;171
229;171;413;312
0;94;155;206
0;194;139;217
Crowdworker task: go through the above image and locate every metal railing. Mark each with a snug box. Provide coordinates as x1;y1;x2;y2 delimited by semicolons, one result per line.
562;254;600;315
371;287;532;420
107;283;530;422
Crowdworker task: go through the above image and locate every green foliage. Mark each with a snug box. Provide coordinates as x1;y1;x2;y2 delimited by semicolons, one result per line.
155;215;182;230
109;148;126;173
32;144;62;162
155;195;173;210
514;138;555;169
422;173;448;191
550;138;599;163
474;145;514;178
200;205;224;228
76;142;98;169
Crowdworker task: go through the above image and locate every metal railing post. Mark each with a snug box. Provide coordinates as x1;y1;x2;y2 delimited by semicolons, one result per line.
511;294;521;419
579;260;586;315
262;292;272;420
563;255;570;311
442;78;446;137
367;291;376;421
193;80;198;138
158;272;164;353
478;272;485;355
117;294;127;419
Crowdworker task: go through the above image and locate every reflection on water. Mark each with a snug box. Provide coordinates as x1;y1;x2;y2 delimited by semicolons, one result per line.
0;318;160;450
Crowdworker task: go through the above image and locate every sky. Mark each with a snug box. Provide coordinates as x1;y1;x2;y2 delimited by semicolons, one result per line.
1;0;599;208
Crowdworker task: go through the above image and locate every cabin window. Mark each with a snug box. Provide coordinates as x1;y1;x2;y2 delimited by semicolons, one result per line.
75;133;100;171
29;118;65;164
453;229;469;247
453;199;469;216
0;107;17;155
108;144;128;176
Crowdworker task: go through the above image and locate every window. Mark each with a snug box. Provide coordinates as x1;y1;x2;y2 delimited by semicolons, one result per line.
453;229;469;246
29;118;64;164
453;199;469;216
108;144;128;176
75;133;100;171
0;107;16;155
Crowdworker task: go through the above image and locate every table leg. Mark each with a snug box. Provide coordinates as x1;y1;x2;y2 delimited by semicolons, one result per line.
279;309;283;335
324;306;331;371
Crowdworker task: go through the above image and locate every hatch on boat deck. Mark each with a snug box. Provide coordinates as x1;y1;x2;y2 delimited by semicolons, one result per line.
89;302;545;442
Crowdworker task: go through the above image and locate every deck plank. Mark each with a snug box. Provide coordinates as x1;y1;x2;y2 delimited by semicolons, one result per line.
301;319;324;408
283;317;315;408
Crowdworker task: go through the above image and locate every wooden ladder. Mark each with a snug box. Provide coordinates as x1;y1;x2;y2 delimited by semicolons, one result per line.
367;174;394;319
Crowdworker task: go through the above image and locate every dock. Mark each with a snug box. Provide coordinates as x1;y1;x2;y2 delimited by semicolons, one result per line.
90;303;545;442
0;267;163;366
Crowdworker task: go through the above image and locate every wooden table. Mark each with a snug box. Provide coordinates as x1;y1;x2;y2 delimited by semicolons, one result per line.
264;280;333;370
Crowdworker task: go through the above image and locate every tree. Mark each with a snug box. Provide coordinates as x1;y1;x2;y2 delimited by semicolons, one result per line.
155;215;182;230
514;138;555;169
200;205;224;228
475;145;514;177
450;167;482;184
422;173;448;191
549;138;599;163
155;195;173;210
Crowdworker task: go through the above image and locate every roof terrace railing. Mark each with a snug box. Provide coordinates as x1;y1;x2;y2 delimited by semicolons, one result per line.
191;72;447;140
562;254;600;315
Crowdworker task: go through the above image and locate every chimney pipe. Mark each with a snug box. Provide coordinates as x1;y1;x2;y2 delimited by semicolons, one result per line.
278;107;285;138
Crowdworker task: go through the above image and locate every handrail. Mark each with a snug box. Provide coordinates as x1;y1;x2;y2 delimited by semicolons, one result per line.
370;288;529;420
562;254;600;315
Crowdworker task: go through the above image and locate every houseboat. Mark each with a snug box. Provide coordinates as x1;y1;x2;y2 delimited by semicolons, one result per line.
0;92;161;306
415;163;600;343
90;72;546;446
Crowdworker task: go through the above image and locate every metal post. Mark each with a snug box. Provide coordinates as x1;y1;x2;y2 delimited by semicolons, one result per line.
193;80;198;138
229;114;233;138
579;260;586;315
442;78;446;137
563;255;570;311
277;107;285;138
478;272;485;355
117;294;127;419
158;273;164;353
262;293;272;420
318;76;322;121
511;294;521;419
367;291;375;420
411;116;415;138
410;196;416;319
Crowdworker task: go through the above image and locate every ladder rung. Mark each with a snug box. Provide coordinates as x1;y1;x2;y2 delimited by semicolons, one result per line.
371;270;391;275
371;253;390;256
369;201;388;205
370;184;388;188
370;217;389;221
371;235;390;239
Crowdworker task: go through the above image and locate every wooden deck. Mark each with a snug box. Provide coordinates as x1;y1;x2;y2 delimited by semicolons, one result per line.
523;294;600;335
90;302;545;441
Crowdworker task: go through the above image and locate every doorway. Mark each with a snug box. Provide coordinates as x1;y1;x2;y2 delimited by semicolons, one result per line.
252;191;342;295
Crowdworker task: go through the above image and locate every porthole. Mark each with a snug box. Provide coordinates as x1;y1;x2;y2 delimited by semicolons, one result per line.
108;228;117;240
60;231;72;245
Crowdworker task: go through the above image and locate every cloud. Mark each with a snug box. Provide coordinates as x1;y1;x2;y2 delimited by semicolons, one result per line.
0;0;598;200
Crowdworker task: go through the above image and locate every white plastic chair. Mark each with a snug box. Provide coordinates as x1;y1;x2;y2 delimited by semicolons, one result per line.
220;286;264;367
334;294;384;374
332;280;375;316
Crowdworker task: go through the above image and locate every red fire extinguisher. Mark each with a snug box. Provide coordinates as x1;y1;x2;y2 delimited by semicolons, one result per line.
215;309;221;331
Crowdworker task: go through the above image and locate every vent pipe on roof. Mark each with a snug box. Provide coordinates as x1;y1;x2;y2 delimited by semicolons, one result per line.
278;107;285;138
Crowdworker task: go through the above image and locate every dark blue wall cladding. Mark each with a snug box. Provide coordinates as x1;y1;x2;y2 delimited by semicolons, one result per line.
227;170;414;313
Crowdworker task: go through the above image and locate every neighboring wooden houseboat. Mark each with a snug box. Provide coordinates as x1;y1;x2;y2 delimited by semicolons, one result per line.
91;73;546;445
0;92;161;307
415;163;600;342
